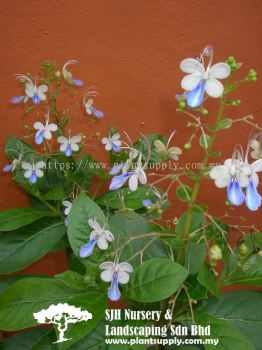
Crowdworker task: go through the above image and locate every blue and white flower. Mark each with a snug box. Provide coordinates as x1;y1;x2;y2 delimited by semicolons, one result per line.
79;218;114;258
62;200;72;226
62;60;84;87
99;261;133;301
10;75;48;105
57;135;81;157
210;158;262;211
22;161;45;184
180;46;230;108
101;133;122;152
34;121;58;145
109;153;147;192
3;153;22;173
83;91;104;118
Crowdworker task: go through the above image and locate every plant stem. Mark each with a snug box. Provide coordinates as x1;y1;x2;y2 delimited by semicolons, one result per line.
176;91;228;264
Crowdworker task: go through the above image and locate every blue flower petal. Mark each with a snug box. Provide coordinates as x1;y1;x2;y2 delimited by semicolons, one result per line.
186;81;206;108
35;130;44;145
32;93;40;105
109;173;130;190
91;107;104;118
109;163;124;176
227;179;245;206
10;96;25;104
79;239;97;258
3;164;13;172
72;79;84;87
245;180;262;211
112;144;121;152
143;199;153;207
65;145;72;157
29;171;38;184
108;274;121;301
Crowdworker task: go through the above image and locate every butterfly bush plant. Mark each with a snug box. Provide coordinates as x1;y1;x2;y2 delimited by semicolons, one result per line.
0;47;262;350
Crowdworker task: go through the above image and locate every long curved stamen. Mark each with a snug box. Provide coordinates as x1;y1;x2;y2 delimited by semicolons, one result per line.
197;45;214;73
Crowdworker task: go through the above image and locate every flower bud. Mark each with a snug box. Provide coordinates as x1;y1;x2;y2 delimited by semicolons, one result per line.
201;108;208;115
227;56;235;64
55;70;61;78
210;244;222;261
179;100;186;109
184;142;192;150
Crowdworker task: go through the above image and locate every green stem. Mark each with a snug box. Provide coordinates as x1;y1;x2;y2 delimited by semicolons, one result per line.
177;86;229;264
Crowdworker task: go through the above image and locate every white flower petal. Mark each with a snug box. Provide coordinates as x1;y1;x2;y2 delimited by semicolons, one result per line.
88;218;101;232
210;165;229;179
181;74;202;91
240;163;253;176
35;169;44;177
101;137;109;145
57;136;68;144
102;230;114;242
238;174;249;187
35;161;46;169
99;261;114;270
43;130;52;140
63;200;72;208
25;83;34;97
71;135;81;144
105;143;112;151
34;122;44;130
97;236;108;250
118;262;133;273
47;124;58;132
205;78;224;98
64;207;71;216
118;270;130;284
180;58;205;75
251;173;259;187
138;169;147;184
111;133;120;141
38;92;46;101
90;230;98;240
71;143;79;152
252;159;262;173
209;63;230;79
215;174;231;188
101;269;113;282
129;174;138;192
60;144;67;152
24;169;33;178
37;85;48;93
22;162;32;170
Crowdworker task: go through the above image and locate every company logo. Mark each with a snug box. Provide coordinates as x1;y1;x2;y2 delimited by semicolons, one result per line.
33;303;93;343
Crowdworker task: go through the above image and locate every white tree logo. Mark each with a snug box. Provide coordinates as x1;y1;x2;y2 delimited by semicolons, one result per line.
33;303;93;343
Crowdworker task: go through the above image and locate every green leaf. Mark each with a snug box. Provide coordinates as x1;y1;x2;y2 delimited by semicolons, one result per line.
0;207;54;231
0;218;65;274
176;212;203;237
96;186;159;210
55;271;96;290
200;291;262;349
109;212;168;267
41;187;65;200
218;118;232;129
185;241;206;275
0;277;86;331
0;275;36;294
195;311;255;350
56;293;107;350
67;192;109;264
176;185;192;202
0;328;49;350
199;134;211;149
124;258;188;302
197;263;220;297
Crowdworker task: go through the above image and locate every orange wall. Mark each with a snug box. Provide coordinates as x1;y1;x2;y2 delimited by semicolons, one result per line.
1;1;262;232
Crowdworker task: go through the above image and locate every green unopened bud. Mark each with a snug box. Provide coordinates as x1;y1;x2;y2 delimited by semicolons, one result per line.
179;100;186;109
250;76;257;82
210;259;217;267
201;108;208;115
157;209;163;214
248;69;256;77
227;56;235;64
239;243;248;256
55;70;61;78
210;244;222;261
184;142;192;150
230;62;237;71
231;99;241;106
258;251;262;257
